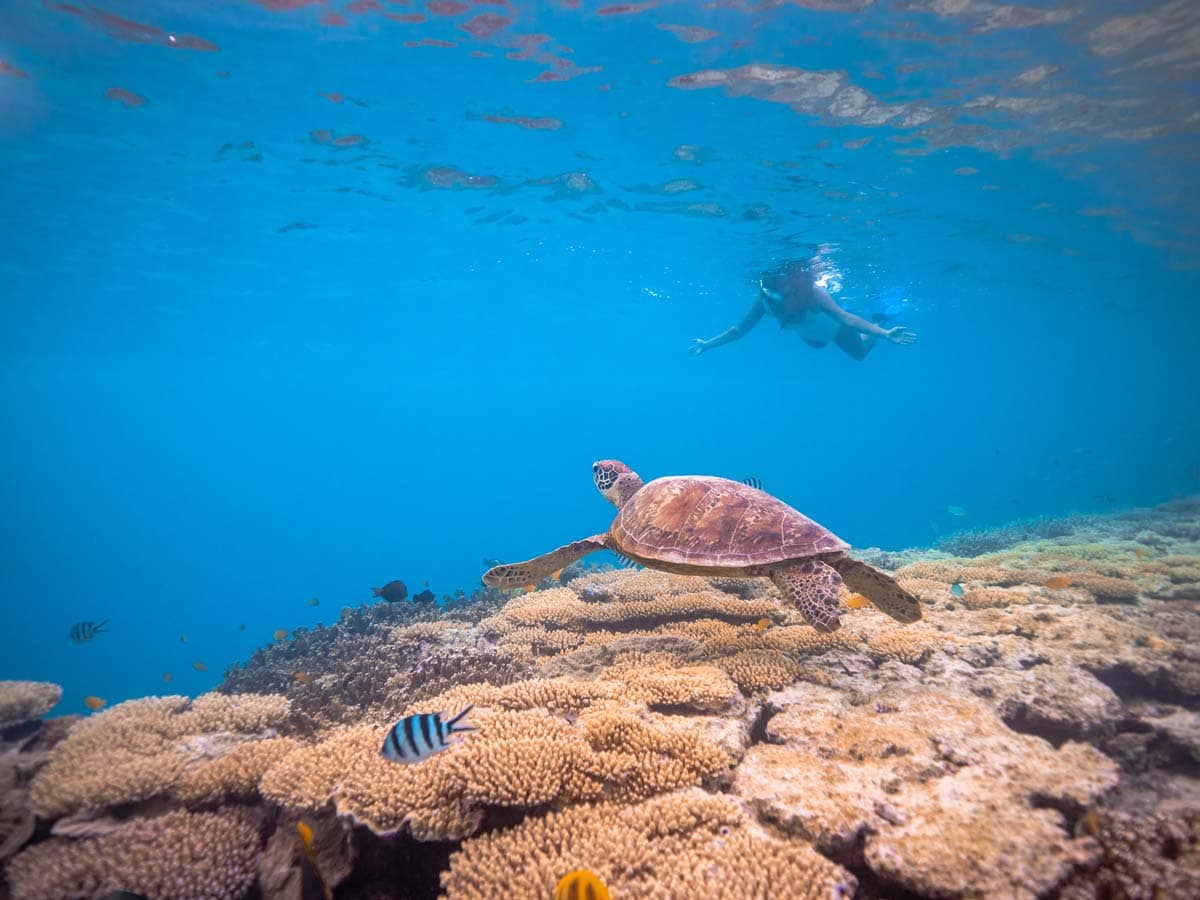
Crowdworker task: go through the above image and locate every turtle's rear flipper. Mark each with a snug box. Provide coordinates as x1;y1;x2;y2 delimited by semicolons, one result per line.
770;560;842;633
482;535;608;590
828;555;922;623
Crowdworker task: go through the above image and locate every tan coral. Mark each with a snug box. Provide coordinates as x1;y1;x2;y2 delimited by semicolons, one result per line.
174;736;299;805
441;788;854;900
6;808;260;900
261;690;732;841
714;649;803;692
0;682;61;728
958;586;1032;609
30;693;290;818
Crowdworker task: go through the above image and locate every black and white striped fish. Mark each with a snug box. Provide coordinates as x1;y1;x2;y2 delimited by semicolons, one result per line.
380;705;475;764
69;620;108;643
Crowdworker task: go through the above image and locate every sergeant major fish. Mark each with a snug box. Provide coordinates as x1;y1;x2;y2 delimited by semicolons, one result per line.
381;705;475;764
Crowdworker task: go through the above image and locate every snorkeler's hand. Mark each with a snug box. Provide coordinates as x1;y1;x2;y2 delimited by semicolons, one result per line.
689;338;709;355
884;326;917;345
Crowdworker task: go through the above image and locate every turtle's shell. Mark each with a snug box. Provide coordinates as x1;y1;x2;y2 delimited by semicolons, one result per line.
609;476;848;570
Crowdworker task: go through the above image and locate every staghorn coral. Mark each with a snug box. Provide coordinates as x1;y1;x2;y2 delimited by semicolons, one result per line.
6;808;260;900
441;788;855;900
30;693;289;819
0;681;62;729
735;682;1118;898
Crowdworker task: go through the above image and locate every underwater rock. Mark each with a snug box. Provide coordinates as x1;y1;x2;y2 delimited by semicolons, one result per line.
734;682;1118;898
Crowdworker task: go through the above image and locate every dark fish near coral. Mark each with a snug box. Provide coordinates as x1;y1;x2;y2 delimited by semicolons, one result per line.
381;705;475;764
70;620;108;643
412;588;435;604
372;580;407;603
556;870;610;900
296;821;333;900
742;476;764;490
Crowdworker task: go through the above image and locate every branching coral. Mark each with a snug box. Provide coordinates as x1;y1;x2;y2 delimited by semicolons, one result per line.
441;788;855;900
0;682;61;729
6;808;261;900
30;693;289;819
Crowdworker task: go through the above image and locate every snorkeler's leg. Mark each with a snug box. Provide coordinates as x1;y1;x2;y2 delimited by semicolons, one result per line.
834;325;873;361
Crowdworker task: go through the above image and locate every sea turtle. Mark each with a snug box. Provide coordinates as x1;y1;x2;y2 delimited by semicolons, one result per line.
482;460;921;633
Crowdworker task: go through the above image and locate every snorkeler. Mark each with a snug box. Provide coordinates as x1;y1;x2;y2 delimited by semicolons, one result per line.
690;257;917;360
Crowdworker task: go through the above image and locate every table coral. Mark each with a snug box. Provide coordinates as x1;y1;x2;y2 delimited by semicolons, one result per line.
30;692;289;819
6;808;261;900
260;684;733;841
441;788;854;900
0;681;61;729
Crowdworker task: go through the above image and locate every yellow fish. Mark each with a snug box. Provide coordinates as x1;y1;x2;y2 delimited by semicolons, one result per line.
163;672;172;683
193;661;208;672
1044;576;1072;590
296;822;333;900
273;629;289;641
753;618;772;632
551;568;564;581
294;671;311;685
845;593;870;609
523;584;536;594
555;870;610;900
83;695;106;711
1134;548;1145;560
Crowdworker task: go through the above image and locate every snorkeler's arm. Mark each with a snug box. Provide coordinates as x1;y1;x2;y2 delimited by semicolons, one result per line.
690;298;766;355
813;287;917;344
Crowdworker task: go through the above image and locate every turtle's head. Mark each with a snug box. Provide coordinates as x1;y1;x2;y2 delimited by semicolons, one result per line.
593;460;643;508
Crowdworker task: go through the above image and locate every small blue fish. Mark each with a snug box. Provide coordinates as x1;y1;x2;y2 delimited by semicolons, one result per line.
381;705;475;764
70;620;108;643
947;505;967;517
950;583;964;598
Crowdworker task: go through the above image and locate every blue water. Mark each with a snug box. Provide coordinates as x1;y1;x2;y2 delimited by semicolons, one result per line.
1;0;1197;710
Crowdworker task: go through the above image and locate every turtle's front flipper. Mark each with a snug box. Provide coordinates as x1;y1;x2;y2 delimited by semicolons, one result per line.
770;560;842;633
826;555;922;624
482;535;608;589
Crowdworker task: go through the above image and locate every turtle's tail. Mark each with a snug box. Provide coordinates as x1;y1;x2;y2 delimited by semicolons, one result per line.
827;555;922;624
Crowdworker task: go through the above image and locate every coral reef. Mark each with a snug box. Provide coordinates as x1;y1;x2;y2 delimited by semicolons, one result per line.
4;498;1199;899
442;789;854;899
30;692;290;818
6;808;261;900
